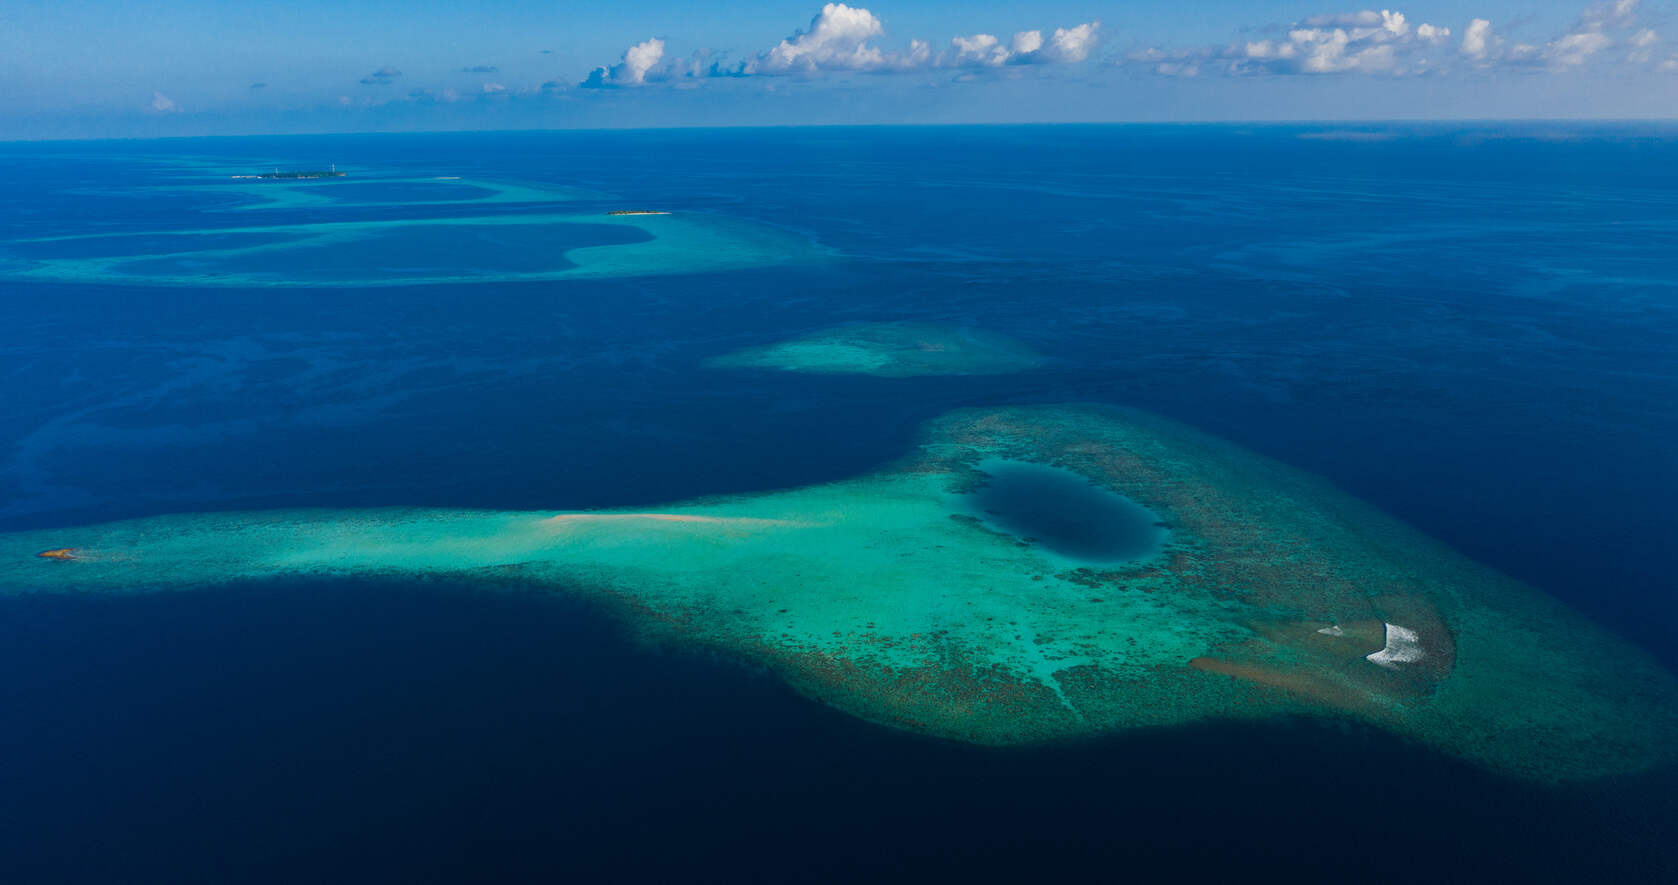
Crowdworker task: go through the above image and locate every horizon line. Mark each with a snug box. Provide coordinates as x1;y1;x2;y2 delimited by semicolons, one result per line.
7;117;1678;145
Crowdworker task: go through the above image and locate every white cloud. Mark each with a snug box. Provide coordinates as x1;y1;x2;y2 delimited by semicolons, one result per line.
1042;22;1100;63
1012;30;1044;55
1461;18;1495;60
149;91;179;113
1546;30;1613;67
1416;23;1451;44
751;3;889;73
950;33;1010;67
582;37;667;87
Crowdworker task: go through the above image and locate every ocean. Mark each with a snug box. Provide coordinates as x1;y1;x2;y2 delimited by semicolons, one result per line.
0;124;1675;882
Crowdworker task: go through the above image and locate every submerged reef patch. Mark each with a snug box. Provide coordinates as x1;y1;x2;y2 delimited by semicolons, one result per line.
2;404;1674;782
146;167;596;213
0;212;824;288
705;322;1043;377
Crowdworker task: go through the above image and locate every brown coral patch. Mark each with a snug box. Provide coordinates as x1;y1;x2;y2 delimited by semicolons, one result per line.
1189;656;1384;716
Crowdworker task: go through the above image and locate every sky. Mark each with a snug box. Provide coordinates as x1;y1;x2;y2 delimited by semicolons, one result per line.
1;0;1675;139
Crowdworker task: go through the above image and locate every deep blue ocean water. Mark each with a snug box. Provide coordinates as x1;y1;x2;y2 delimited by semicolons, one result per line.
1;125;1675;882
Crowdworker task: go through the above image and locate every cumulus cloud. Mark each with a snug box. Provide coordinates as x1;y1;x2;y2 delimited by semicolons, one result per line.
587;37;667;86
149;91;179;112
747;3;892;73
1461;18;1495;60
1415;23;1451;44
585;4;1099;84
580;37;718;87
360;66;402;85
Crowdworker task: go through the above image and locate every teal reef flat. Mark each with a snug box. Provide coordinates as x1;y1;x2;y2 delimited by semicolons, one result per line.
0;212;825;287
4;404;1673;782
705;322;1043;376
158;175;594;213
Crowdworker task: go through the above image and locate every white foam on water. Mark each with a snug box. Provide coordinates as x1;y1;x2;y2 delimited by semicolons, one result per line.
1366;623;1425;670
1317;625;1346;636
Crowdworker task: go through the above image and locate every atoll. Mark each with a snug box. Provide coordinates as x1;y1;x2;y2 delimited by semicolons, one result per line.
3;404;1674;782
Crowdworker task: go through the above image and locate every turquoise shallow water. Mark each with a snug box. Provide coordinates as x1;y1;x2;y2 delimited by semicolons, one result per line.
313;181;498;203
0;125;1676;881
9;231;306;259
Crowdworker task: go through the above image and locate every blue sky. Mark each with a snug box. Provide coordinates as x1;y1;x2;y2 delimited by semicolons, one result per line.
2;1;1674;138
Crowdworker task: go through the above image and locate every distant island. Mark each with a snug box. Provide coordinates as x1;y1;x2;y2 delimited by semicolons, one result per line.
230;167;346;180
606;209;671;216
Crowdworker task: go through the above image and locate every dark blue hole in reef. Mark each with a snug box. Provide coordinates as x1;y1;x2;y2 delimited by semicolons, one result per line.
965;459;1165;565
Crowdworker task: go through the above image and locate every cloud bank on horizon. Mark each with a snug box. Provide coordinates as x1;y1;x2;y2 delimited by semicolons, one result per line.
573;0;1671;92
1126;0;1664;76
580;3;1102;88
112;0;1678;122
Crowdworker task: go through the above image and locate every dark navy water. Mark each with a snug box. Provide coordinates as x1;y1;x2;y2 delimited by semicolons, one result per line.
967;459;1164;563
1;126;1676;882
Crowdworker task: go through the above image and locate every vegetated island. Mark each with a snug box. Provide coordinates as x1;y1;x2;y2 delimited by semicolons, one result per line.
606;209;671;216
230;168;347;180
6;403;1676;783
706;322;1044;377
